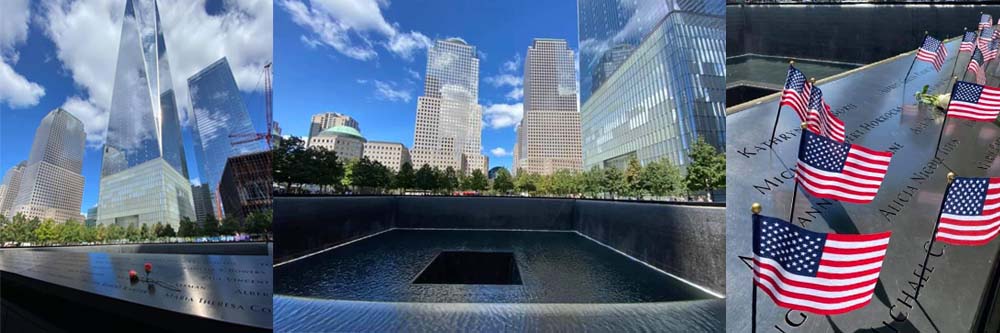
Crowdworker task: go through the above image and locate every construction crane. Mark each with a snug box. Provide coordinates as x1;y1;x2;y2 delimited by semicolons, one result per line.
230;62;273;147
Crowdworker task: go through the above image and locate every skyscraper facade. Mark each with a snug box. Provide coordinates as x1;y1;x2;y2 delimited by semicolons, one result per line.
0;162;26;217
363;141;411;172
11;109;86;223
308;112;359;145
188;57;261;218
514;39;582;176
97;0;195;228
579;0;724;103
578;0;726;170
411;38;487;174
218;151;272;223
191;184;213;225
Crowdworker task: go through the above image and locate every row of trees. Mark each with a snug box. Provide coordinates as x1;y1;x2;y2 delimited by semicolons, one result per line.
274;136;725;201
0;211;271;246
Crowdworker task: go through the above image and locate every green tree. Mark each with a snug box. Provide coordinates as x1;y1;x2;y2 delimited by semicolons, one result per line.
274;136;307;193
220;216;240;235
467;170;489;191
623;157;645;199
61;219;85;244
246;210;272;236
139;224;149;241
685;136;726;202
202;214;220;236
492;168;514;194
581;166;603;198
415;164;437;192
152;223;164;239
176;219;194;237
95;224;108;243
35;219;59;244
602;167;625;199
108;224;125;242
314;147;344;194
395;162;415;193
514;169;538;194
162;224;176;237
441;167;459;193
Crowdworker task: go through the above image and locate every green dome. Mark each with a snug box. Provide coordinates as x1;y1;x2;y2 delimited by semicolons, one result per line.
318;125;363;139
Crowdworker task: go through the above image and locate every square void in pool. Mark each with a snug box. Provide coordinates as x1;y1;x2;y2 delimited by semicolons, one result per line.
274;229;716;303
413;251;523;285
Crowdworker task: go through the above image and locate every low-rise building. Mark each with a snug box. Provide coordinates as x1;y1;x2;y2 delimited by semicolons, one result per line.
362;141;411;172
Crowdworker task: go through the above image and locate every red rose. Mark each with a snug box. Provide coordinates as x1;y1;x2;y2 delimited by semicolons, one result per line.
144;262;152;273
129;270;138;280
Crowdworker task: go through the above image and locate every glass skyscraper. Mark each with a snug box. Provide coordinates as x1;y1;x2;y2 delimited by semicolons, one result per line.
578;0;726;170
188;57;262;218
411;38;488;174
97;0;195;228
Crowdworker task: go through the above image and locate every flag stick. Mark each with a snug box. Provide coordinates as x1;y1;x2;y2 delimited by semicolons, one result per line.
903;32;929;105
949;28;967;80
934;77;958;159
789;123;807;221
770;60;795;144
915;172;954;299
751;202;762;333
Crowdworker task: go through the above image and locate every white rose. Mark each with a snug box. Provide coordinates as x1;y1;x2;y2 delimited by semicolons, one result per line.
935;94;950;109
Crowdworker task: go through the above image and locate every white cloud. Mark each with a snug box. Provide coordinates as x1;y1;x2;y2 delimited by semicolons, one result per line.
502;52;522;72
405;67;420;80
301;35;322;49
385;30;432;60
477;50;488;61
485;74;522;88
0;60;45;109
483;102;522;129
490;147;512;157
505;87;523;100
39;0;272;146
372;80;411;102
281;0;431;61
0;0;44;109
485;53;523;102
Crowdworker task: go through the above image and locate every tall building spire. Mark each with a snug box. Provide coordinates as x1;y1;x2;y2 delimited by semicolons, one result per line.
97;0;195;227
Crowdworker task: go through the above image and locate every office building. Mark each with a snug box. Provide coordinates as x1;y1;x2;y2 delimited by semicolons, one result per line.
0;161;26;217
411;38;488;173
363;141;411;172
514;39;583;176
188;57;262;218
219;152;272;223
308;126;366;160
10;109;86;223
309;112;359;145
97;0;195;228
191;184;213;224
85;206;98;227
578;0;726;170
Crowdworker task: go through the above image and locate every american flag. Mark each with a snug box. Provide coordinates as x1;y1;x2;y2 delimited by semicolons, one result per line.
805;85;846;142
935;177;1000;246
916;35;948;72
961;31;978;54
796;130;893;204
753;214;892;315
986;38;999;62
968;48;986;85
781;66;811;122
980;27;995;51
982;14;994;30
948;81;1000;122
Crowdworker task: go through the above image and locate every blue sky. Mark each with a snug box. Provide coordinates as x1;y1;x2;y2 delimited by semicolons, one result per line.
0;0;272;215
275;0;580;170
